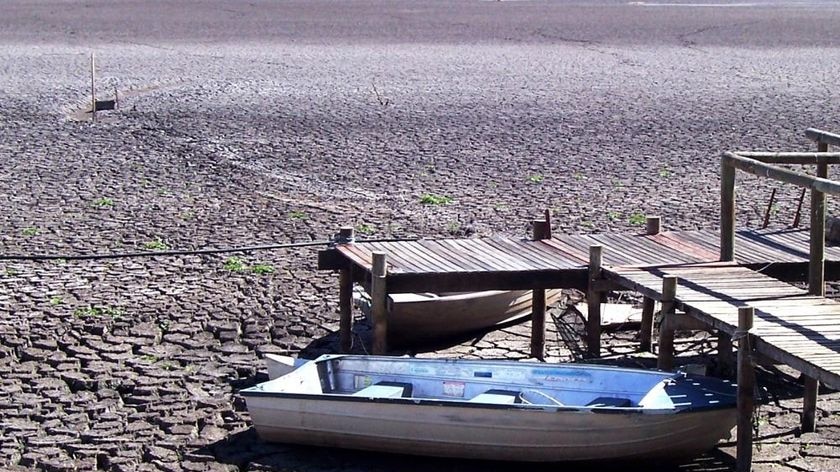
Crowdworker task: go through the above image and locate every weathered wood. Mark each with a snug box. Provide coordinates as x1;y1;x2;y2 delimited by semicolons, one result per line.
793;187;806;228
339;267;353;353
809;155;828;296
646;216;661;235
657;276;678;371
806;128;840;148
587;245;603;357
533;218;551;241
723;152;840;196
371;252;388;355
734;151;840;164
802;376;819;433
721;160;736;261
762;188;776;229
736;306;755;472
639;297;655;352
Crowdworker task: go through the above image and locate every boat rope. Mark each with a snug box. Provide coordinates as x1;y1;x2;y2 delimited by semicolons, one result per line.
0;237;418;262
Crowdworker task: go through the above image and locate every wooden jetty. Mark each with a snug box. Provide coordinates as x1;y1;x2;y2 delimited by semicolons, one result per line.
318;128;840;471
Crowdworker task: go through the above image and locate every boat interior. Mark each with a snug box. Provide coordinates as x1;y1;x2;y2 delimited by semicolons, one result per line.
247;355;737;412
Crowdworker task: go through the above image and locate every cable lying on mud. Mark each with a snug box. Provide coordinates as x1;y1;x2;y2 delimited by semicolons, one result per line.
0;237;417;262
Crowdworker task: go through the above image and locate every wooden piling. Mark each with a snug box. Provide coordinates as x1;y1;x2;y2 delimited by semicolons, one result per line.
802;377;819;433
90;52;96;121
717;331;734;376
371;252;388;355
587;245;603;357
646;216;661;235
531;219;551;360
736;306;755;472
809;148;828;296
338;227;355;353
639;297;655;352
656;276;678;371
721;160;736;261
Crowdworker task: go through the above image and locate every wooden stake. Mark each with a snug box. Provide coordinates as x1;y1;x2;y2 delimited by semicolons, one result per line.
657;276;678;371
639;297;655;352
802;376;819;433
371;252;388;355
338;227;355;353
90;52;96;121
721;160;736;261
762;188;776;229
736;306;755;472
645;216;661;235
531;219;550;360
587;245;603;357
792;187;806;228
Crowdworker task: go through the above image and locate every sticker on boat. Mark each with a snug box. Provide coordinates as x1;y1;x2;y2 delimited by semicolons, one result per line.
442;381;465;398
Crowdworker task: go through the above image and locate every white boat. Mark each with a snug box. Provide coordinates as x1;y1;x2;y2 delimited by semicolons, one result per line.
242;355;738;462
355;289;564;345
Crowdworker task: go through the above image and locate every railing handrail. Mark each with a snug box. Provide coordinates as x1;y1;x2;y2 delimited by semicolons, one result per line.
805;128;840;147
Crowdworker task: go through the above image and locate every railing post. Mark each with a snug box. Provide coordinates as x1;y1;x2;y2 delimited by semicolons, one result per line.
338;227;355;353
646;216;661;235
371;252;388;355
640;216;661;353
809;147;828;296
721;159;736;261
802;377;820;432
587;245;603;357
736;306;755;472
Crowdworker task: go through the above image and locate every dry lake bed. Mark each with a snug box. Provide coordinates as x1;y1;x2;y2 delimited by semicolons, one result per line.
1;1;839;470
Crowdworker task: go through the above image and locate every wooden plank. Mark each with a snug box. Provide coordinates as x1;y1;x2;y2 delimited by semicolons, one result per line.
498;237;580;268
383;241;461;273
539;238;590;264
386;268;589;293
364;242;437;273
450;239;533;271
421;240;494;272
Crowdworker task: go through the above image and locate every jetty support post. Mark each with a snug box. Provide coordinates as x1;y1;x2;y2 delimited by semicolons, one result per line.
337;227;355;353
656;276;678;371
721;159;736;261
371;252;388;355
802;377;820;432
809;148;828;297
639;216;661;352
587;245;603;357
717;332;734;376
531;218;551;360
736;306;756;472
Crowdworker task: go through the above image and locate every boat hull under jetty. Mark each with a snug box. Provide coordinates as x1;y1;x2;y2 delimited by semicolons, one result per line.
356;289;564;346
241;355;738;462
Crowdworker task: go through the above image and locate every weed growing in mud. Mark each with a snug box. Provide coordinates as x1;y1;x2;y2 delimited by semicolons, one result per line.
22;227;39;237
356;223;375;235
143;238;168;251
224;256;275;275
74;305;124;319
420;193;452;205
93;197;114;208
528;174;544;184
607;211;619;221
224;257;247;272
659;165;672;178
49;296;63;306
628;212;646;225
250;264;275;275
289;210;307;220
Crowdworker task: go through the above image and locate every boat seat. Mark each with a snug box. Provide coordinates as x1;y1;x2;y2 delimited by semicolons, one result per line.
352;381;413;399
468;389;520;405
586;397;632;408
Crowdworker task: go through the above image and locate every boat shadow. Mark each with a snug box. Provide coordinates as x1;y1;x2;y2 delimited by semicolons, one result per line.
196;428;738;472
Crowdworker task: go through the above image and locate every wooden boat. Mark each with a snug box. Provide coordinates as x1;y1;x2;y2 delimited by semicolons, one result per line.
242;355;738;462
355;289;564;345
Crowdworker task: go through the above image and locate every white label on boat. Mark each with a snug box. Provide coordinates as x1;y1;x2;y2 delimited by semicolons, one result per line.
442;381;465;398
409;365;434;376
354;375;373;390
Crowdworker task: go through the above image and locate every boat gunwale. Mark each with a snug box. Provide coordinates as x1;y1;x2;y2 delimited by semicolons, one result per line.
238;388;737;415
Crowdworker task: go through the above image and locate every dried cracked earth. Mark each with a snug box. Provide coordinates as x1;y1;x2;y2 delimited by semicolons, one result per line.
1;0;839;471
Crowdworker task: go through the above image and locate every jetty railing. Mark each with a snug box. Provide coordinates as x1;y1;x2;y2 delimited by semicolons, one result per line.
720;129;840;297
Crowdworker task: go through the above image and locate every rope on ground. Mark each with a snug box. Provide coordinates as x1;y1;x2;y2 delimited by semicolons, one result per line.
0;237;418;262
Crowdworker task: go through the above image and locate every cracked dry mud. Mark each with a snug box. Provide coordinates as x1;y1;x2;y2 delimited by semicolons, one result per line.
1;1;840;471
